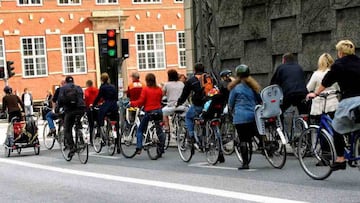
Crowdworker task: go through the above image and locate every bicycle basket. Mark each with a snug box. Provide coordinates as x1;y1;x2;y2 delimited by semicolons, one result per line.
126;107;139;123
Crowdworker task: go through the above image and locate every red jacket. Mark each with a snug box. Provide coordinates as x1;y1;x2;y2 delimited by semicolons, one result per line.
84;86;99;108
131;86;162;112
127;80;144;101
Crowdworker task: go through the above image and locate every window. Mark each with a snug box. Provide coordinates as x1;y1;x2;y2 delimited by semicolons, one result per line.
177;31;186;67
18;0;42;6
58;0;81;5
96;0;117;4
133;0;161;4
136;33;165;70
174;0;183;2
21;37;47;77
61;35;86;74
0;39;5;70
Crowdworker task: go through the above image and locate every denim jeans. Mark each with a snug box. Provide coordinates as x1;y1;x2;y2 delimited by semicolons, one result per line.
46;111;58;130
136;108;165;152
185;105;203;138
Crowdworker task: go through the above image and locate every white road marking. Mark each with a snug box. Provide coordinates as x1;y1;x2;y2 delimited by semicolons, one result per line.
0;158;308;203
188;162;257;171
89;152;121;159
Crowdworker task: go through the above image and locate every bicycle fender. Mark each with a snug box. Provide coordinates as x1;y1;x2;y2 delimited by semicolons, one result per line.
276;127;287;144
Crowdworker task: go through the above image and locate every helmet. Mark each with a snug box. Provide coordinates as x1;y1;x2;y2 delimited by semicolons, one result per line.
3;86;12;94
235;64;250;78
220;69;232;78
207;87;220;97
65;76;74;83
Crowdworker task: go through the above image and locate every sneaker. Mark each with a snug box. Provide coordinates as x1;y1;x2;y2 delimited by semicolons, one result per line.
238;164;249;170
330;161;346;171
218;153;225;163
135;148;142;155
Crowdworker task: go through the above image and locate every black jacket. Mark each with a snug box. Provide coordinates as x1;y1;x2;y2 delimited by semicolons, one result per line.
177;72;205;106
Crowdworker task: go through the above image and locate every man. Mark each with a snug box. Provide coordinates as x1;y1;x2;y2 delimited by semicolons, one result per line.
177;63;225;163
219;69;234;104
84;80;98;145
270;53;309;114
2;86;24;123
127;72;144;101
21;88;33;118
46;80;65;135
58;76;86;158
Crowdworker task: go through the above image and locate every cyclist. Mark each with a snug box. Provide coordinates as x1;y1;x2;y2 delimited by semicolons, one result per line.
2;86;24;123
228;64;261;169
127;72;144;101
307;40;360;171
46;80;65;135
270;53;309;115
219;69;234;103
84;79;99;145
128;73;165;156
162;69;184;132
58;76;86;158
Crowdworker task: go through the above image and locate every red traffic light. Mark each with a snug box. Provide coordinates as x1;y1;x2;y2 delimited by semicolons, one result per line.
107;29;116;38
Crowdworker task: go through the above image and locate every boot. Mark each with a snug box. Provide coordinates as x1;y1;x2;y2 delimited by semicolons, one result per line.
238;142;249;170
218;152;225;163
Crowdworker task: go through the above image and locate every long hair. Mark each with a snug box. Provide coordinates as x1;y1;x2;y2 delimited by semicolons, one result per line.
228;76;261;93
317;53;334;72
145;73;157;87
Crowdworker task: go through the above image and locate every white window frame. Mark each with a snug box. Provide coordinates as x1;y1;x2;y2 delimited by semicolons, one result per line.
58;0;81;6
95;0;117;5
20;36;48;78
0;38;5;71
136;32;166;70
61;34;87;75
17;0;42;6
132;0;161;4
174;0;183;3
176;31;186;68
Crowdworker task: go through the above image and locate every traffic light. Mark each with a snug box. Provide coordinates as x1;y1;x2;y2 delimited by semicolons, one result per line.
6;61;15;78
0;67;4;78
106;29;117;58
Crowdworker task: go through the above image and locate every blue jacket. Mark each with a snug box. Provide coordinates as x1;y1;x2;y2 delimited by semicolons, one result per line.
228;83;257;124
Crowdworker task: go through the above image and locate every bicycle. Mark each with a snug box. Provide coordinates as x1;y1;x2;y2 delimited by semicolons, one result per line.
91;106;118;156
42;112;62;150
120;107;163;160
283;105;309;158
164;104;189;150
254;84;287;169
298;90;360;180
220;105;236;155
59;113;89;164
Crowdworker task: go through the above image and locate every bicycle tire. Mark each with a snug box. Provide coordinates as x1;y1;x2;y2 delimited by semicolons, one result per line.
43;122;56;150
120;122;138;158
291;117;307;158
221;121;235;155
355;134;360;169
107;124;116;156
33;137;40;155
77;130;89;164
164;130;171;150
146;130;160;160
59;129;72;161
298;126;335;180
177;118;194;162
206;126;221;165
235;139;253;165
263;123;287;169
92;123;103;153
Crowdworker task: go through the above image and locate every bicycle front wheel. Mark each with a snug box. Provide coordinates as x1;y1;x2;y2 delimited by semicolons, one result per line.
92;123;103;153
164;130;171;150
146;131;160;160
235;139;253;165
59;129;72;161
107;125;116;156
355;134;360;169
221;121;235;155
177;119;194;162
120;123;137;158
292;117;308;158
206;126;221;165
264;124;287;169
43;122;55;150
77;131;89;164
298;126;335;180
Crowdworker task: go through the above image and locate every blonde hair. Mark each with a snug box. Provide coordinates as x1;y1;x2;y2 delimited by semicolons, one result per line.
228;76;261;93
101;72;109;83
317;53;334;71
336;40;355;55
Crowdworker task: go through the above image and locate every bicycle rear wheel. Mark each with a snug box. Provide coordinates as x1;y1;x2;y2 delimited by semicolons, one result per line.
235;140;253;165
177;119;194;162
59;129;72;161
106;125;116;156
264;123;287;169
164;130;171;150
355;135;360;169
77;131;89;164
292;118;307;158
298;126;335;180
146;132;160;160
92;122;103;153
206;126;221;165
120;122;137;158
43;122;55;150
221;121;235;155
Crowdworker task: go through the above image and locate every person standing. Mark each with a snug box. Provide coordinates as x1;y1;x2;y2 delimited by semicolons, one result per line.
84;79;99;145
270;53;309;114
228;64;261;170
21;88;33;118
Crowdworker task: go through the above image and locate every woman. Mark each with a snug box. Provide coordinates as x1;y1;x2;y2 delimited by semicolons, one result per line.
130;73;165;156
228;64;261;170
307;53;339;123
162;69;184;132
307;40;360;171
2;86;24;122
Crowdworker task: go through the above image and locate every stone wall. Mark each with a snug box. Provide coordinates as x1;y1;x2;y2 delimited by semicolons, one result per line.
191;0;360;87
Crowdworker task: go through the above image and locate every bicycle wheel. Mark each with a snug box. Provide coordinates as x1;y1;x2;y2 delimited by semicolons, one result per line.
106;124;116;156
120;122;137;158
43;122;55;150
177;119;194;162
77;131;89;164
298;126;335;180
221;121;235;155
355;135;360;169
146;129;160;160
33;137;40;155
206;126;221;165
291;118;307;158
263;123;287;169
92;122;103;153
164;130;171;150
59;129;72;161
235;139;253;165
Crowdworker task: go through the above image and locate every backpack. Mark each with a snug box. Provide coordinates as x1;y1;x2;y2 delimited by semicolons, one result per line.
63;85;79;108
195;73;214;96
